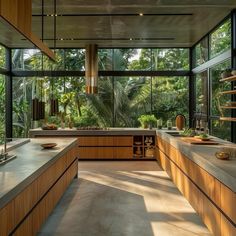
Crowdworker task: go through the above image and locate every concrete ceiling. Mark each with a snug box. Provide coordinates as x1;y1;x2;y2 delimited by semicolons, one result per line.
22;1;236;48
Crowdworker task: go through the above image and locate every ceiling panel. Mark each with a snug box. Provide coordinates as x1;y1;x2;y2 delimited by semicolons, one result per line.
28;1;236;48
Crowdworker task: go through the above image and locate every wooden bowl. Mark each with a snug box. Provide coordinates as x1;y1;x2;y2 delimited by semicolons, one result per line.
41;143;57;149
215;151;230;160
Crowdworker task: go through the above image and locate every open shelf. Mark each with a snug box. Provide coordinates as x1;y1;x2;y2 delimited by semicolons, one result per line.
220;117;236;122
133;135;155;159
219;75;236;82
220;106;236;109
220;90;236;95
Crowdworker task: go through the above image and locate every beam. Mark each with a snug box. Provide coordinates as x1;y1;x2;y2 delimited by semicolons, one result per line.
0;0;55;60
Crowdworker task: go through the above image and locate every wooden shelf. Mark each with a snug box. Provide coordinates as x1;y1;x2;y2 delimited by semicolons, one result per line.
220;117;236;122
219;75;236;82
133;135;155;158
220;90;236;95
220;106;236;109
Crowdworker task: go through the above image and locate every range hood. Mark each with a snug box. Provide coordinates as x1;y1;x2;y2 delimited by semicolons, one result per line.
0;0;55;60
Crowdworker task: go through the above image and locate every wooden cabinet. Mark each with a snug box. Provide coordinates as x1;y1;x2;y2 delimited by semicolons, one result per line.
0;146;78;236
77;136;133;159
0;200;15;236
133;135;156;159
77;135;157;159
156;135;236;236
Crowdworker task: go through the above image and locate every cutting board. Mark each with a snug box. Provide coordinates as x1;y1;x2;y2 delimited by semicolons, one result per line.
180;137;219;145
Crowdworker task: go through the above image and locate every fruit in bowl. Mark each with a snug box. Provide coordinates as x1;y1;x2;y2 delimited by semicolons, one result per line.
198;133;210;141
42;123;58;130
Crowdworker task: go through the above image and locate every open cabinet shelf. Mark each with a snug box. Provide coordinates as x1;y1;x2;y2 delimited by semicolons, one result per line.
219;75;236;82
220;117;236;122
220;106;236;109
133;135;155;159
219;75;236;122
220;90;236;95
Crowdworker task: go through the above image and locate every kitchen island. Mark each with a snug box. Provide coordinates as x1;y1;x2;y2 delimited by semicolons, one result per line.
0;137;78;235
156;130;236;236
29;128;157;160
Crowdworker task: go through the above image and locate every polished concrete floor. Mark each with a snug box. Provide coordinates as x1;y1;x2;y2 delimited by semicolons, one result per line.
38;161;211;236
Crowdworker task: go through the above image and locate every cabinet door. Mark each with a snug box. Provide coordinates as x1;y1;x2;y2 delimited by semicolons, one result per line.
97;137;114;146
114;147;133;159
113;136;132;146
14;180;38;226
78;147;114;159
77;136;98;146
97;147;114;159
78;147;98;159
0;201;15;235
220;183;236;224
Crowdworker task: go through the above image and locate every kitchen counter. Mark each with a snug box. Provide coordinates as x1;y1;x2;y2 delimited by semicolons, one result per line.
0;137;77;209
29;127;157;137
157;130;236;192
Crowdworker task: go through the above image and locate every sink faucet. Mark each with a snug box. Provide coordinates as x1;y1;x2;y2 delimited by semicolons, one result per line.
0;135;16;164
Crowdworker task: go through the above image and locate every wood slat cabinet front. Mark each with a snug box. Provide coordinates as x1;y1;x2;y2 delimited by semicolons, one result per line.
77;136;133;159
0;146;78;236
13;160;78;236
156;135;236;236
0;200;15;235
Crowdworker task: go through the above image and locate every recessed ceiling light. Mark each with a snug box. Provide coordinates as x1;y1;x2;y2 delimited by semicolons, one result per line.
139;13;143;16
129;38;133;41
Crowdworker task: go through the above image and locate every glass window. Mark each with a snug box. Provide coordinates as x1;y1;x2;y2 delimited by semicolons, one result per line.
0;45;6;69
195;71;208;117
210;119;231;141
13;77;33;138
152;76;189;126
79;77;114;127
12;49;42;71
0;75;5;142
210;60;231;117
210;19;231;59
193;37;209;67
210;60;231;140
12;49;85;71
113;49;152;71
65;49;85;71
152;48;189;70
12;76;86;137
98;49;113;71
114;77;151;127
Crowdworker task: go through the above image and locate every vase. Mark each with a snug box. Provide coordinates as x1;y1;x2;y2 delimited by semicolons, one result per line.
175;114;186;130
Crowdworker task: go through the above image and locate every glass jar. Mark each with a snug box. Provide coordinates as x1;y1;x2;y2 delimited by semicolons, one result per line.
167;120;172;130
157;119;163;129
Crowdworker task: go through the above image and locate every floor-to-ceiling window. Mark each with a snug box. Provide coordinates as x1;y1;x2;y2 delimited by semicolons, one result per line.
11;47;189;137
192;17;232;141
0;45;7;141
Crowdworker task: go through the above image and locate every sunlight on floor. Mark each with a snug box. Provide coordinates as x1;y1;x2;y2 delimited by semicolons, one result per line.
38;161;211;236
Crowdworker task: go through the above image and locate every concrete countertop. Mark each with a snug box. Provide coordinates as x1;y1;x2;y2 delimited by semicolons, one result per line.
157;130;236;193
29;128;157;137
0;137;78;209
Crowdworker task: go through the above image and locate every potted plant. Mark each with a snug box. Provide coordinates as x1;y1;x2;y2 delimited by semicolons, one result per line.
138;115;157;129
